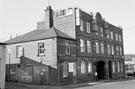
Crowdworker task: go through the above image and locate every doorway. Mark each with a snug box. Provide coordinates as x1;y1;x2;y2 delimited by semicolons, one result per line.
97;61;105;79
109;61;112;78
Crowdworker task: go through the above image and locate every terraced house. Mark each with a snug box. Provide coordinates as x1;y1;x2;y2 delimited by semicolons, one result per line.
5;6;125;85
0;42;6;89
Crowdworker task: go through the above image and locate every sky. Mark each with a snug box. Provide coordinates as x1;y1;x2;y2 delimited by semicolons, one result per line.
0;0;135;54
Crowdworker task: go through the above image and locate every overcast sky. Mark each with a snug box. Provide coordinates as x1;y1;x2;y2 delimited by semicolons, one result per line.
0;0;135;54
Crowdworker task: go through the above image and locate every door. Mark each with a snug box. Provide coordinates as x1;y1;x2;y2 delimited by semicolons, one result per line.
97;61;105;79
109;61;112;78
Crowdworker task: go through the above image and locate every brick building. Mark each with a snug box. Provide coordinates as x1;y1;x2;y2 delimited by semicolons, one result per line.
5;6;125;85
0;42;6;89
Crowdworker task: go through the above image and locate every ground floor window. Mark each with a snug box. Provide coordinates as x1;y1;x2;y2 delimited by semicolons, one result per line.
88;62;92;73
120;62;123;72
81;61;86;74
63;62;68;78
112;62;115;73
117;62;120;72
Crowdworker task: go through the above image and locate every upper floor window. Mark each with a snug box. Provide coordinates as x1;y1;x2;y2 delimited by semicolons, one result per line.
115;33;118;41
111;45;114;55
116;46;119;55
65;41;71;55
87;22;91;33
80;39;85;52
80;20;84;31
119;34;122;42
95;27;98;35
101;43;104;54
16;45;23;58
75;8;80;26
95;42;100;54
119;46;122;55
107;44;111;55
99;27;104;37
38;42;45;56
87;40;91;53
107;31;110;39
110;31;113;39
88;62;92;73
81;61;86;74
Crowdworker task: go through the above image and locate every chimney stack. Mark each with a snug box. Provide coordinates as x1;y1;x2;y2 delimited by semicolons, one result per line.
44;6;53;29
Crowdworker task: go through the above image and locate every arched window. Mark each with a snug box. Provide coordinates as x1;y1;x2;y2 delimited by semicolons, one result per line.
111;45;114;55
120;62;123;71
87;40;91;53
81;61;86;74
96;42;99;54
107;44;111;55
117;62;120;72
80;39;85;52
112;62;115;73
88;62;92;73
101;43;104;54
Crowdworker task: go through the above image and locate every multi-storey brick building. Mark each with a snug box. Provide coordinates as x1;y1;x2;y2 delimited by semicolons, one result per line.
0;42;6;89
5;6;125;85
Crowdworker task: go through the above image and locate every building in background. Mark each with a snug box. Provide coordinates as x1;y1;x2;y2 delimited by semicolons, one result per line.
125;54;135;76
0;42;6;89
5;6;125;85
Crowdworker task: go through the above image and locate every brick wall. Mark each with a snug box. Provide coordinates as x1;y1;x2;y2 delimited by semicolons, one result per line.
6;38;57;68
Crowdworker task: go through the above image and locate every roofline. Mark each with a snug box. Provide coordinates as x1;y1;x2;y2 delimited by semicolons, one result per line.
0;42;6;45
6;36;75;45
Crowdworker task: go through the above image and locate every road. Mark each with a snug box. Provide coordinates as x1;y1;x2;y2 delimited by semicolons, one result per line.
75;79;135;89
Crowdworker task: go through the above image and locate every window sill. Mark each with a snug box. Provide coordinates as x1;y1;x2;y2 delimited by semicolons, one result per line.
37;54;45;57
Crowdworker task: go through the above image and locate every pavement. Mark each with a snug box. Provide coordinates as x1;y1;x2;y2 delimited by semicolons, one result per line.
5;77;135;89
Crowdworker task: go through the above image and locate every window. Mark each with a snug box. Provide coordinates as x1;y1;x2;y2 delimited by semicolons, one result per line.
119;34;122;42
107;31;110;38
110;31;113;39
119;46;122;55
101;43;104;54
116;46;119;55
95;26;98;35
112;62;115;73
95;42;99;54
75;8;80;26
81;61;86;74
88;62;92;73
38;42;45;56
99;27;104;37
80;20;84;31
120;62;123;71
87;22;91;33
16;45;23;58
115;33;118;41
111;45;114;55
107;44;111;55
65;41;71;55
87;40;91;53
63;62;68;78
117;62;120;72
68;8;73;15
80;39;85;52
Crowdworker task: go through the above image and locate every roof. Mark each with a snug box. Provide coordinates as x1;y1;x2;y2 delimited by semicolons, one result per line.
0;41;5;45
6;27;74;44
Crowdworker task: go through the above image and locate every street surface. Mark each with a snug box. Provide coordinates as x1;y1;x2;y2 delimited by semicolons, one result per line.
5;78;135;89
75;79;135;89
